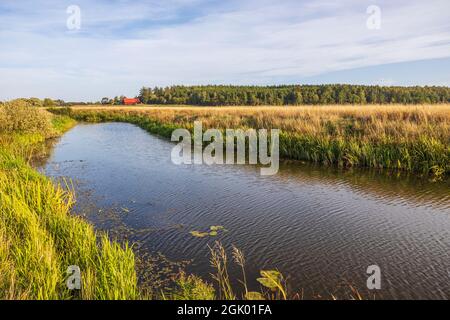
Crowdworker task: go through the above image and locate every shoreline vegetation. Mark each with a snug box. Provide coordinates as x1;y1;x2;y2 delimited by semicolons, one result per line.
2;100;349;300
0;101;139;299
1;100;448;300
50;104;450;179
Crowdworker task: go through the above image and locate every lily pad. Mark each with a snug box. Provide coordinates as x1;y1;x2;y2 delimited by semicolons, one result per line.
190;225;227;238
210;225;226;232
189;231;210;238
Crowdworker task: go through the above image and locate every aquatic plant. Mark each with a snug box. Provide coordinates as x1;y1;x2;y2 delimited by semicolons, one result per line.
166;272;215;300
208;242;236;300
190;226;227;238
256;270;288;300
209;241;290;300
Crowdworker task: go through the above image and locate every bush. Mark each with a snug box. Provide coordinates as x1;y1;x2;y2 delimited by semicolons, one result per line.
43;98;55;107
0;101;52;135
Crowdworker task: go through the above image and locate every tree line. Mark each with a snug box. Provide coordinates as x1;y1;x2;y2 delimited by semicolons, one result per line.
0;98;99;107
3;84;449;107
138;85;450;106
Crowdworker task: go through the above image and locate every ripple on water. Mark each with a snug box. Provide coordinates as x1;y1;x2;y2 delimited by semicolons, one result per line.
41;123;450;299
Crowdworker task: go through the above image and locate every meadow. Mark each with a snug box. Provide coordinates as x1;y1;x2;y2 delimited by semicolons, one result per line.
52;104;450;178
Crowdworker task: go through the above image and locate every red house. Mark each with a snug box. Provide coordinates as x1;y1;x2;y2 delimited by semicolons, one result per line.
122;97;140;105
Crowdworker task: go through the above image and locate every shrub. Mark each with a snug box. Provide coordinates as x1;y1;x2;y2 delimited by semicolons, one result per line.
0;101;52;135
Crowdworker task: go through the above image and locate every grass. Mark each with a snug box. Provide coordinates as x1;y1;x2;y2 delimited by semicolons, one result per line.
167;242;293;300
0;102;138;299
165;272;216;300
50;104;450;178
0;101;375;300
0;102;243;300
206;242;363;300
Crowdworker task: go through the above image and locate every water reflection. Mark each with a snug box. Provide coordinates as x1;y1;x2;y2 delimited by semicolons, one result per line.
40;123;450;299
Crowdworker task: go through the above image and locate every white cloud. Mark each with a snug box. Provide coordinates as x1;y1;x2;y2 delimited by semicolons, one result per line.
0;0;449;100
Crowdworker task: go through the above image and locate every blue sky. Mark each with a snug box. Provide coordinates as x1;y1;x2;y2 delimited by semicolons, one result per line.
1;0;450;101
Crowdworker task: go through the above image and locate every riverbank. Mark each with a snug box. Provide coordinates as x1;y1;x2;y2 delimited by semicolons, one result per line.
3;102;447;299
0;102;292;300
50;105;450;179
0;102;140;299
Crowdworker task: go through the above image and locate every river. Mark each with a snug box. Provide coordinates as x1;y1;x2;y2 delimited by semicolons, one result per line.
40;122;450;299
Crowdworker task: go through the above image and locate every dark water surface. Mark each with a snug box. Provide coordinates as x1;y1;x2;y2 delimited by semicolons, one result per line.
40;123;450;299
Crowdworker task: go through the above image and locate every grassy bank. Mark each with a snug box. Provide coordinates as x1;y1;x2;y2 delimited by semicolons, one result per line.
1;102;367;300
1;102;292;300
0;102;139;299
51;105;450;178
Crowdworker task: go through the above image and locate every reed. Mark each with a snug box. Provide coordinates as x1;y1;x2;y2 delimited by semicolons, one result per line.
51;104;450;178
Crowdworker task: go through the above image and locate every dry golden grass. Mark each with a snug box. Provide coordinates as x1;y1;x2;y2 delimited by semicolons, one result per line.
49;104;450;176
68;104;450;143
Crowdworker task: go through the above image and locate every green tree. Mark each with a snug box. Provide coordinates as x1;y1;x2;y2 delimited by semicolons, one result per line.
43;98;54;107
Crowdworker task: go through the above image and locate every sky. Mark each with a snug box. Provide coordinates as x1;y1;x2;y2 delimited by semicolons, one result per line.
0;0;450;101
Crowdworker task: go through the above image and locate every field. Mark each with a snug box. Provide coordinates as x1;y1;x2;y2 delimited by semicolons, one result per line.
53;104;450;178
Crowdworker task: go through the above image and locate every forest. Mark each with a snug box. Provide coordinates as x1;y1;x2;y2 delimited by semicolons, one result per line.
137;84;450;106
3;85;449;107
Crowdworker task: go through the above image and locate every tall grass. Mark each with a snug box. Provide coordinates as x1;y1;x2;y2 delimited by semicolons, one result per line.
50;105;450;178
0;102;138;300
1;102;374;300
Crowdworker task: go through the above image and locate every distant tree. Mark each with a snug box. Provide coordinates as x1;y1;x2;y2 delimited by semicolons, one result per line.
357;88;366;104
131;85;450;106
139;87;153;104
53;99;65;106
10;98;44;107
320;87;334;104
42;98;53;107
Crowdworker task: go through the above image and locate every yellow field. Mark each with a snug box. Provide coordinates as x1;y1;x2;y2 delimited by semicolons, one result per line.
49;103;450;177
67;104;450;143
